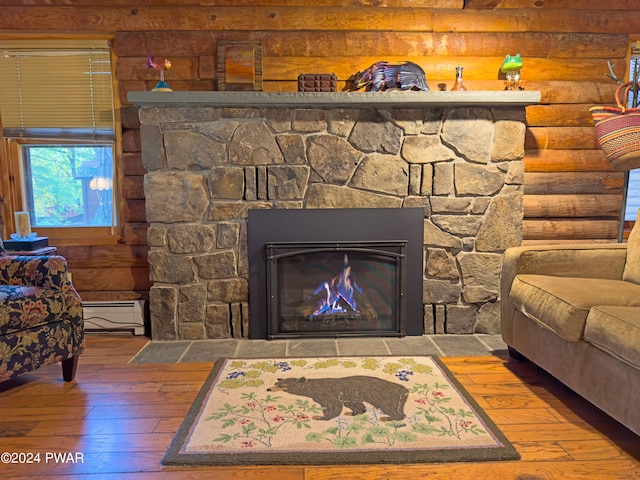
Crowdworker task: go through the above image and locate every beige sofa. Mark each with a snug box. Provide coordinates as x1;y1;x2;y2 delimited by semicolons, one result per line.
501;210;640;436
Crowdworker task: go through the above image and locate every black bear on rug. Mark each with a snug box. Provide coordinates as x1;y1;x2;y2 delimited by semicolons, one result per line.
267;376;409;422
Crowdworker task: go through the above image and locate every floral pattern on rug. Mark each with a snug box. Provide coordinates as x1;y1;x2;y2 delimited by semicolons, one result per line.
182;356;503;454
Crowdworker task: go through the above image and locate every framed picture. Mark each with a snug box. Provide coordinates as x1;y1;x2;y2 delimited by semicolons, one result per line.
217;41;263;91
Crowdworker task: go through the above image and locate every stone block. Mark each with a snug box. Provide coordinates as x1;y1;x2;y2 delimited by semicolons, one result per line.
167;224;216;253
217;222;240;248
194;251;238;279
445;305;478;334
149;286;178;340
205;304;231;338
208;166;245;200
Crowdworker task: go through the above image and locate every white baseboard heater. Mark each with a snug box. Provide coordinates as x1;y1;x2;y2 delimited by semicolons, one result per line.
82;300;145;335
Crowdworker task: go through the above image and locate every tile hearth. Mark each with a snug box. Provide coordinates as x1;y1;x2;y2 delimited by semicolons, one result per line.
128;334;507;364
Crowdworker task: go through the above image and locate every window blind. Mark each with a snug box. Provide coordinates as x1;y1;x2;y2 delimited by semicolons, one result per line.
0;39;115;140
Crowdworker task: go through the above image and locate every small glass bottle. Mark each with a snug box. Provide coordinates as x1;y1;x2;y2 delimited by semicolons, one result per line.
451;66;468;91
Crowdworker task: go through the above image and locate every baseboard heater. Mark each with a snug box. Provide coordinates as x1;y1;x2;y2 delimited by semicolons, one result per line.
82;300;145;335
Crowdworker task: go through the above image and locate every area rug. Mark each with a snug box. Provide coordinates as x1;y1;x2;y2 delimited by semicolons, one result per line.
162;356;519;466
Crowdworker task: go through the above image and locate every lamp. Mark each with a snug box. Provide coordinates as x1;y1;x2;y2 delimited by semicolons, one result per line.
89;177;113;191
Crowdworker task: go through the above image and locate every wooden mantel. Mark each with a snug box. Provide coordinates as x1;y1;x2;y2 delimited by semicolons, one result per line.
128;90;541;109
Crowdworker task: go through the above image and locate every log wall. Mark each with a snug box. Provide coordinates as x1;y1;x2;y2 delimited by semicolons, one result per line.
0;0;638;300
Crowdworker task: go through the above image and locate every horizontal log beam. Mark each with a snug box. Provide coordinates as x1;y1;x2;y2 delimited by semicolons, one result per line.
524;194;622;218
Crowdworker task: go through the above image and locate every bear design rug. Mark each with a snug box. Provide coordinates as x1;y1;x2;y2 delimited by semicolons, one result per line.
162;356;520;466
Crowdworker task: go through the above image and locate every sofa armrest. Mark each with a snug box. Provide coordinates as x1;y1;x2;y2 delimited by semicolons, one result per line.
0;255;74;290
500;243;628;345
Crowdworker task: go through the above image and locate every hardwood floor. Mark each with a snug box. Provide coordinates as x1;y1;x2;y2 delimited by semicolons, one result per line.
0;334;638;479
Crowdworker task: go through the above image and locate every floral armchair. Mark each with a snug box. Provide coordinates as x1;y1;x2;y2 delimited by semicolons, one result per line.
0;255;84;383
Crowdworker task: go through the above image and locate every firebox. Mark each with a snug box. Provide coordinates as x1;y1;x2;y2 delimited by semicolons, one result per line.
248;208;424;339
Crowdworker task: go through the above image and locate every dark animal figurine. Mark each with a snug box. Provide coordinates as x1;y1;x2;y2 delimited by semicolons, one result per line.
348;61;430;92
268;375;409;421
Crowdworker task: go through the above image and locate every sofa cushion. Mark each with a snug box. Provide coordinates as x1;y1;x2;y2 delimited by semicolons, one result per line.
623;208;640;284
509;274;640;341
585;306;640;369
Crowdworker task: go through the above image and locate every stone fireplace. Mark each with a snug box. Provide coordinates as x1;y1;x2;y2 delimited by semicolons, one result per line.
129;90;539;341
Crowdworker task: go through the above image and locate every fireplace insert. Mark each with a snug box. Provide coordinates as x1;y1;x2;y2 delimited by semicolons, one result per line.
266;241;406;338
248;208;423;339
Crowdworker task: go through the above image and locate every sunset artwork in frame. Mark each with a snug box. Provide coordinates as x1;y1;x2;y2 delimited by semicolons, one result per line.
217;41;263;91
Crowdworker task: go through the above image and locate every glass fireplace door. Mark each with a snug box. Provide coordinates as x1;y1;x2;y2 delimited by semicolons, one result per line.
266;241;407;338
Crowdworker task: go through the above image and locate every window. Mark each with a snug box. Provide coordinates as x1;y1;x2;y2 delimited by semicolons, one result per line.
0;38;118;243
626;47;640;223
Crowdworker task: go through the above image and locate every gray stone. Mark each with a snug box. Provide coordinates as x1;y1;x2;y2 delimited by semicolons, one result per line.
454;163;504;196
305;184;402;209
476;302;501;334
432;215;483;237
178;283;207;323
409;164;421;196
210;202;248;221
229;121;284;165
257;166;268;199
231;303;243;338
402;196;431;216
194;251;238;279
149;286;177;340
208;166;245;200
327;109;359;137
293;109;327;132
423;279;461;304
148;250;197;284
147;226;167;247
476;192;523;251
457;252;502;292
471;197;491;214
492;120;525;162
197;119;239;142
462;285;497;303
276;134;306;164
145;172;208;223
307;135;361;184
262;108;292;132
506;161;525;185
423;304;435;334
167;224;216;253
442;108;493;164
422;109;444;134
423;219;462;249
140;124;165;171
433;163;453;195
430;197;472;214
139;106;222;124
381;108;424;135
421;164;433;195
245;167;257;201
348;111;403;154
208;278;249;303
349;154;409;196
435;304;446;334
165;130;226;170
179;323;206;340
267;165;310;200
205;304;231;338
217;222;241;249
445;305;478;334
426;248;459;280
402;136;456;164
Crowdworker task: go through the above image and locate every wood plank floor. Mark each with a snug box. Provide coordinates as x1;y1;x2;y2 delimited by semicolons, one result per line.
0;334;638;479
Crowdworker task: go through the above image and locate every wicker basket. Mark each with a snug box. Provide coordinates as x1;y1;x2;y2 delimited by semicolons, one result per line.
590;82;640;171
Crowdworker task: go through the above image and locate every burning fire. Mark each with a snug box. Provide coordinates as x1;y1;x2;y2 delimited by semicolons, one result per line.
310;255;363;318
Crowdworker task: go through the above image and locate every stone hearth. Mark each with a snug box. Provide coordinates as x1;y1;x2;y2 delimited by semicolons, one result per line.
130;91;538;341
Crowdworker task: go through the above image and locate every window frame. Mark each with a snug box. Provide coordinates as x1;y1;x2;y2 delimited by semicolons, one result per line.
0;35;122;247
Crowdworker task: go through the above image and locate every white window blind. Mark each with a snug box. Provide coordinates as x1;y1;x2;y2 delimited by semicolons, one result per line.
0;39;115;140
